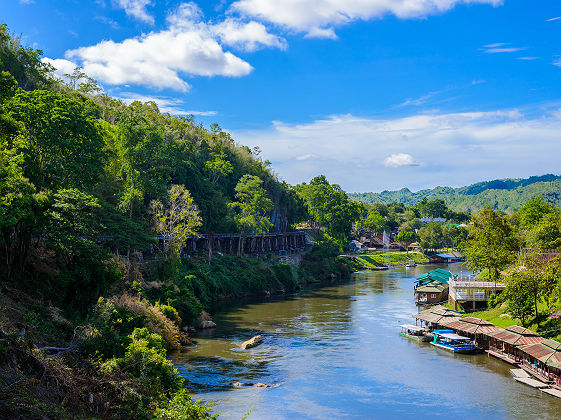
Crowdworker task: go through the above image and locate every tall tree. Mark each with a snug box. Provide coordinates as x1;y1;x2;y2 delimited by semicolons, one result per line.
296;175;363;240
229;175;273;255
151;184;202;258
462;207;518;281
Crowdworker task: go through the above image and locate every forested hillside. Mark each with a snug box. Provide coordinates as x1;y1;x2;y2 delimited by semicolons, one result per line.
0;25;364;418
349;174;561;213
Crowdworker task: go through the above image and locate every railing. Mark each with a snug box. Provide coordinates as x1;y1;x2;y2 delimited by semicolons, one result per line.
449;280;506;288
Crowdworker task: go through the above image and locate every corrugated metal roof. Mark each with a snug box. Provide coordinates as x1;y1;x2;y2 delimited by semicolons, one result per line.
438;316;461;326
490;329;520;344
516;336;545;346
546;353;561;369
506;325;535;335
541;339;561;350
476;325;503;335
518;343;555;362
461;317;488;325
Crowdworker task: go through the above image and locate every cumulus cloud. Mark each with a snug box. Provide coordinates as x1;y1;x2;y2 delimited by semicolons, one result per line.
231;0;502;38
113;0;154;24
232;108;560;192
383;153;419;167
59;2;287;91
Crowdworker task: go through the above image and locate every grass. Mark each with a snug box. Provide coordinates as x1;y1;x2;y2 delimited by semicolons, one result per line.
354;251;429;267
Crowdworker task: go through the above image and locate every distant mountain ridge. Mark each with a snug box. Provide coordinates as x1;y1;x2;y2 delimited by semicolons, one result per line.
349;174;561;213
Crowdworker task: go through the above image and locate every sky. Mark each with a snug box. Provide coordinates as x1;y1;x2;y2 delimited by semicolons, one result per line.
4;0;561;192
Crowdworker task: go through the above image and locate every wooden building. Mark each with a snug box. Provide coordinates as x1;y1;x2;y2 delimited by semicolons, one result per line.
486;325;544;365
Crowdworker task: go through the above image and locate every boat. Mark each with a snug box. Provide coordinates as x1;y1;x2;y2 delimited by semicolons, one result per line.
404;261;417;268
399;324;431;342
431;329;475;353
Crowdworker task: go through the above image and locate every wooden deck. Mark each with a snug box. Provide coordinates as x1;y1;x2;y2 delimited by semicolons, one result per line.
487;349;520;366
510;369;530;379
542;388;561;399
514;377;550;389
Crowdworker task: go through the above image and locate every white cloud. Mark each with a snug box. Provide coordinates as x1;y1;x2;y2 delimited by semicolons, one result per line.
400;91;441;107
113;0;154;24
41;58;78;78
546;16;561;22
383;153;419;167
61;2;286;91
481;43;527;53
232;108;561;192
116;92;217;116
554;58;561;67
18;0;34;4
41;58;85;84
213;19;287;51
231;0;502;38
517;56;540;61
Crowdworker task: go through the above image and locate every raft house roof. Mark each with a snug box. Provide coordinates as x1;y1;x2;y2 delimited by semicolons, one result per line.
436;252;463;260
445;317;502;335
415;281;448;294
416;269;457;286
489;325;545;346
518;339;561;369
413;305;461;324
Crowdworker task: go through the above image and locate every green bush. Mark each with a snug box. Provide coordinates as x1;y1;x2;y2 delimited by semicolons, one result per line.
154;389;215;420
105;327;183;394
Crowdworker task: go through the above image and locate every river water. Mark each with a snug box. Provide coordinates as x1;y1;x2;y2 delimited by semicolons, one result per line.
170;264;561;419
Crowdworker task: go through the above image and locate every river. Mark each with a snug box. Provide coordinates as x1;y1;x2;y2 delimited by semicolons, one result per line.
170;264;561;419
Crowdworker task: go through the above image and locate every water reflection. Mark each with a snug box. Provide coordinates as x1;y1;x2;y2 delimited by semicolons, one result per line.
170;264;561;419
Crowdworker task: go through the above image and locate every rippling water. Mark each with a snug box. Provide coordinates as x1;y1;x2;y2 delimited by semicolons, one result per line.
170;264;561;419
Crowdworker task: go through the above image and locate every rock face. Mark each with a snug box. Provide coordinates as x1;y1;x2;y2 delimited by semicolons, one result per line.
199;320;217;329
241;335;263;349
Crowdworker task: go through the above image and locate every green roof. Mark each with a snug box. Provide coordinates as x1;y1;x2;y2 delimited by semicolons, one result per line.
417;269;456;285
415;281;448;293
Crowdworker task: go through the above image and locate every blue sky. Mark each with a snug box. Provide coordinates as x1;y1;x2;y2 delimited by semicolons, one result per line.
4;0;561;192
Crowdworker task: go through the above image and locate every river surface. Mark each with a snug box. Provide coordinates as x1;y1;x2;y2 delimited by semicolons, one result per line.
170;264;561;419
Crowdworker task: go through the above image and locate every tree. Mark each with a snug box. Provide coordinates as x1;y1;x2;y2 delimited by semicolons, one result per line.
229;175;273;255
151;185;202;258
0;24;53;91
518;195;555;229
360;211;386;236
418;221;443;252
204;151;233;184
416;198;448;218
525;212;561;249
395;231;420;256
505;273;535;326
8;89;106;191
296;175;363;240
462;207;518;282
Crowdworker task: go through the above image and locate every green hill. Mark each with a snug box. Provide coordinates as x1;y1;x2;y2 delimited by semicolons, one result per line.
349;175;561;213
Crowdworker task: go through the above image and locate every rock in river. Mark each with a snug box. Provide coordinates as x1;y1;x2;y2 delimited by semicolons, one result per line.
241;335;263;349
199;320;216;329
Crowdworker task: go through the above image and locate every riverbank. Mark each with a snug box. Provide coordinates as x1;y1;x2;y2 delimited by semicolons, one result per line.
0;241;356;418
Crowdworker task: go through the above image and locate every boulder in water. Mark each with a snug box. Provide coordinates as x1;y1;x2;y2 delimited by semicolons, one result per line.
241;335;263;349
199;320;216;329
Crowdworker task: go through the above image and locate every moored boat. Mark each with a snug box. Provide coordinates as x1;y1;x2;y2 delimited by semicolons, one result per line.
431;329;475;353
399;324;431;342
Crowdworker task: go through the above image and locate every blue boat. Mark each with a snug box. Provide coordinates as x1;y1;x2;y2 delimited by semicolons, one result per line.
431;329;475;354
